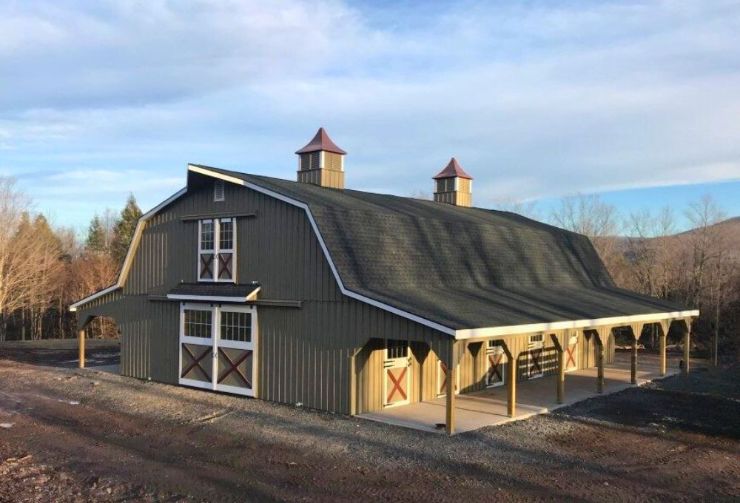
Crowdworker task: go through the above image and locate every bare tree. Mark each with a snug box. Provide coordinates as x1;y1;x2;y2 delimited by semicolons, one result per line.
550;194;625;281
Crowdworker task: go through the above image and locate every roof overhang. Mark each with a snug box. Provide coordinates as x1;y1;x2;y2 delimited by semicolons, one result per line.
453;309;700;340
167;286;261;303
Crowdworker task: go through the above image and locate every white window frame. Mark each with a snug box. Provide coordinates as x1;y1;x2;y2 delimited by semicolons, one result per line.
198;218;237;283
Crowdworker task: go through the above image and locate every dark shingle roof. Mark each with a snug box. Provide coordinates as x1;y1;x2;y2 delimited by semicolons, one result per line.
195;165;689;330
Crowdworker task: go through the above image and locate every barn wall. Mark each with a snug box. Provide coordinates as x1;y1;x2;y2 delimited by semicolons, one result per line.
80;174;450;414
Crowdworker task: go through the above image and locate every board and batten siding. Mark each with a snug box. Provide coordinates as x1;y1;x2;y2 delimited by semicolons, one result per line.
77;174;450;414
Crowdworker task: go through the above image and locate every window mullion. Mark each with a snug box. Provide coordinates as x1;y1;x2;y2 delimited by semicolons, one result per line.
214;218;221;282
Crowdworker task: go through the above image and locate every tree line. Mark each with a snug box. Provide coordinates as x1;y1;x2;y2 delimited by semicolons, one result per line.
0;177;141;341
0;177;737;362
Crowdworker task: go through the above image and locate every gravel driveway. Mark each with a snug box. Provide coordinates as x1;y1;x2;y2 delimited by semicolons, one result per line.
0;343;738;502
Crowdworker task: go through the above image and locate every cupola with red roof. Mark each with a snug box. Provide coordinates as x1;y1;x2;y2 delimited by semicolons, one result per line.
296;127;346;189
433;157;473;207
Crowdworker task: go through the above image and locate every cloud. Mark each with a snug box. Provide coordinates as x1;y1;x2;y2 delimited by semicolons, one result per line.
1;0;739;227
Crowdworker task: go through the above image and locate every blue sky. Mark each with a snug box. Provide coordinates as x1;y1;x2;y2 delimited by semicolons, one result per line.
1;0;739;233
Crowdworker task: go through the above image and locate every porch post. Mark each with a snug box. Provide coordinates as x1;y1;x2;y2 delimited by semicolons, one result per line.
78;328;86;369
658;320;670;376
629;323;645;385
498;342;517;417
348;346;362;416
550;333;565;404
682;318;691;375
594;327;609;393
445;339;457;435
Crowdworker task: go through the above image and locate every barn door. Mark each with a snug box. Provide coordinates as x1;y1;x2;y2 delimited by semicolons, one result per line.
565;333;578;372
383;340;410;407
214;306;256;396
437;358;460;397
528;334;544;379
179;303;257;397
486;342;506;388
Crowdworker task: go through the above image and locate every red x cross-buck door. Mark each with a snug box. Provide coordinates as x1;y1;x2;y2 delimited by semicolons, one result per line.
565;333;579;372
179;303;257;397
383;340;411;407
486;343;507;388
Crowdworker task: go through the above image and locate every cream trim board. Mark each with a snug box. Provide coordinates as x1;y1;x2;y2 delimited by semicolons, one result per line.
454;309;700;340
69;285;120;311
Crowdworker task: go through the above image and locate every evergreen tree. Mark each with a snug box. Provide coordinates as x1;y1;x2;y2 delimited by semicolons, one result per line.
86;215;107;253
111;194;142;265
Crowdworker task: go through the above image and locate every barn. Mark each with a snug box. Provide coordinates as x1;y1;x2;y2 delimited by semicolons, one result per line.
71;128;698;434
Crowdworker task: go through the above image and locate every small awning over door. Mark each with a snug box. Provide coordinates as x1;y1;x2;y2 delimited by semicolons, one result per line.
167;282;261;303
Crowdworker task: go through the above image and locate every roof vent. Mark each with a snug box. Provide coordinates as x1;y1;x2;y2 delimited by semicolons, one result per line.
433;158;473;207
296;128;346;189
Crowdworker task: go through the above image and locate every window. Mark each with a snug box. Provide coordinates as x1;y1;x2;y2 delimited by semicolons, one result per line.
220;311;251;342
199;218;236;282
386;339;408;360
214;180;225;202
184;309;212;338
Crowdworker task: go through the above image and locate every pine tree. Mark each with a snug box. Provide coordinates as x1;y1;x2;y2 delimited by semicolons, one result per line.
111;194;142;265
86;215;107;253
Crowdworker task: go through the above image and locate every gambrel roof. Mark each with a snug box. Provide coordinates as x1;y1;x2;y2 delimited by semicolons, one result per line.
191;165;694;336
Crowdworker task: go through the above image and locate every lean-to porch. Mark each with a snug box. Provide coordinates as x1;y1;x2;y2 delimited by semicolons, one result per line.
360;351;681;434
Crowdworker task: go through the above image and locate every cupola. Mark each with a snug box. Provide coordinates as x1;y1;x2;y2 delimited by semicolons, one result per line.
296;128;346;189
433;157;473;207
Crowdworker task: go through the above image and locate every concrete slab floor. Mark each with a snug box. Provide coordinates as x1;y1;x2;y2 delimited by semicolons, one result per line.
360;352;683;434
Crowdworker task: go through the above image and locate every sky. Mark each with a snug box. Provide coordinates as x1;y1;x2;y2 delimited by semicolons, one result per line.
1;0;739;233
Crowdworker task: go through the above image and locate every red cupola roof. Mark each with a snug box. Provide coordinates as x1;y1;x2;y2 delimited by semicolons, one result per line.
433;157;473;180
295;127;347;155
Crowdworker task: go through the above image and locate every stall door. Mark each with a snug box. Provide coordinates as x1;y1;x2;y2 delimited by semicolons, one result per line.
179;303;257;397
437;358;460;397
383;340;410;407
565;333;579;372
528;334;544;379
486;342;507;388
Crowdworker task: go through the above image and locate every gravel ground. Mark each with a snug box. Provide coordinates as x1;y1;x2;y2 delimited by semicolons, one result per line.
0;342;738;502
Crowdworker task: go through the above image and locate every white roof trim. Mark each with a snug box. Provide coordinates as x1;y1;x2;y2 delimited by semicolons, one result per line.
69;186;188;312
454;309;700;340
187;164;457;335
69;285;120;311
167;286;261;303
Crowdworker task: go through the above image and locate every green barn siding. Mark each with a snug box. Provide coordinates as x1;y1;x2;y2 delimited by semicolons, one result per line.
258;298;447;414
78;175;448;413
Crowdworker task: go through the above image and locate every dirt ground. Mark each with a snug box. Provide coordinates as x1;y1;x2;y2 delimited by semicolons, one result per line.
0;341;738;502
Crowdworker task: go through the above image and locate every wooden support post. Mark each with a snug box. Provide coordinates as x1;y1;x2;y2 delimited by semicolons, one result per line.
78;328;86;369
498;342;517;418
630;337;638;384
550;333;565;404
629;322;644;385
659;320;670;377
682;319;691;376
595;327;609;393
348;346;362;416
445;339;457;435
507;355;516;417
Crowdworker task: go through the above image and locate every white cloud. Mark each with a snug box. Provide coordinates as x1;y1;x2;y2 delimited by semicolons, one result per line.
1;0;739;226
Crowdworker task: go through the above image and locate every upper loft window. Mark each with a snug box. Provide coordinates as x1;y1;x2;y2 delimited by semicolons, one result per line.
214;179;225;202
198;218;236;282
